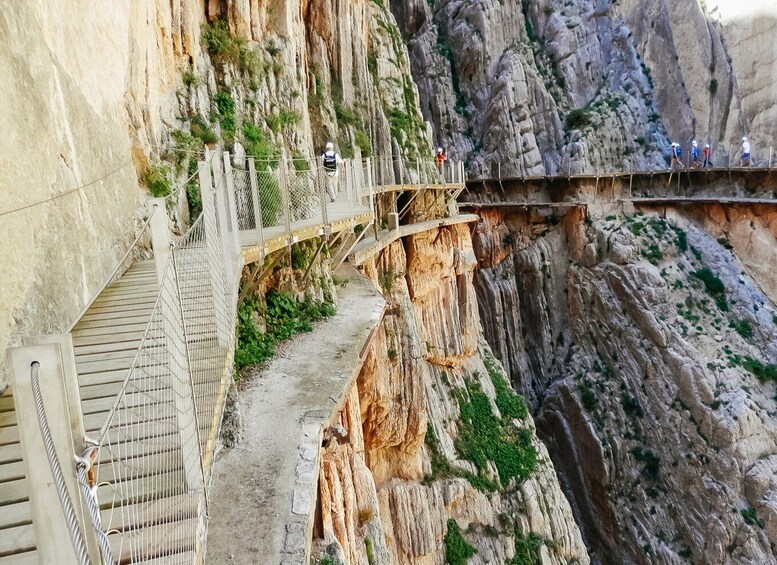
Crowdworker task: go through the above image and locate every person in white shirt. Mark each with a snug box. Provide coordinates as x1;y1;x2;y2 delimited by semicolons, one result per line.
321;141;343;202
740;137;751;167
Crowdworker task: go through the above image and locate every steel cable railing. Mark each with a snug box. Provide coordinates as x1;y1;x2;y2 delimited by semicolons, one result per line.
54;151;466;563
30;361;92;565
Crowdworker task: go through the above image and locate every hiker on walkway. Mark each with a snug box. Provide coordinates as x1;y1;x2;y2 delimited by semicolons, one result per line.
702;144;712;168
691;141;701;168
321;141;342;202
740;137;751;167
435;147;447;168
670;142;683;169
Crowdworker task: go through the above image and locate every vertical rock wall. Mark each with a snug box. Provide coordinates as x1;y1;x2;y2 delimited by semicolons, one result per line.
314;225;589;564
473;201;777;563
0;0;430;389
390;0;777;176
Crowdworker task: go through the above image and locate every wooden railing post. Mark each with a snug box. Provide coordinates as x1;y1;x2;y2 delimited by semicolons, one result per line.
148;198;169;285
248;158;264;253
211;155;237;300
199;160;231;347
7;339;100;564
222;152;243;263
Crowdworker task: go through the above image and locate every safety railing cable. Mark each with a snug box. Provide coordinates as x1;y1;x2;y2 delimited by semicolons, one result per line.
75;449;114;565
30;361;91;565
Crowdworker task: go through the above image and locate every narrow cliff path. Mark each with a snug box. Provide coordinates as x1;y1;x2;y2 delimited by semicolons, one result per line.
207;266;385;564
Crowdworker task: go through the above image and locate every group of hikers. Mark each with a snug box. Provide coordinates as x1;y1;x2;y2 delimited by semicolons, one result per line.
669;137;752;169
318;142;449;202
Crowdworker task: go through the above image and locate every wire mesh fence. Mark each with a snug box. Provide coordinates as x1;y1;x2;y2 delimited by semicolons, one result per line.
87;206;238;563
63;150;467;563
94;256;204;563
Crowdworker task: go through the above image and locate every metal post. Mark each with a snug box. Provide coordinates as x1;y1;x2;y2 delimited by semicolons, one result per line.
278;155;292;239
211;155;237;302
199;160;230;347
148;198;169;285
248;158;264;252
222;153;242;261
7;341;99;564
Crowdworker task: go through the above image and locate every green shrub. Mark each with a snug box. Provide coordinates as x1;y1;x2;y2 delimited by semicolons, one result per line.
631;446;660;481
202;20;259;74
191;115;218;145
728;354;777;382
579;382;598;411
741;507;764;529
365;537;375;565
355;129;372;157
243;121;281;166
335;104;359;127
182;68;199;87
235;291;335;368
621;393;644;418
565;108;592;130
483;356;528;420
692;267;728;311
455;379;537;489
444;520;475;565
671;226;688;252
143;164;172;197
423;423;457;484
709;79;718;95
641;243;663;265
266;110;300;133
213;91;236;140
510;532;544;565
730;319;753;338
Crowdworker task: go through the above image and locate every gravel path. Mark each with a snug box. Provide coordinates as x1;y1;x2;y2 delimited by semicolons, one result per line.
206;266;384;564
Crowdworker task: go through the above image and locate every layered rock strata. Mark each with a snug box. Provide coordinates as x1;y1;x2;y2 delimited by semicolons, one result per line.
474;204;777;563
312;224;590;564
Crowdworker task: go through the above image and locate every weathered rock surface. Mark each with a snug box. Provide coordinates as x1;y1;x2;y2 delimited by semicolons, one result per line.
474;206;777;563
314;224;590;564
0;0;428;389
391;0;777;176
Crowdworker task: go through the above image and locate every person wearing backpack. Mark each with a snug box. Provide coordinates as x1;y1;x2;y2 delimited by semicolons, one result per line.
691;141;701;168
670;142;683;169
740;137;751;167
322;141;342;202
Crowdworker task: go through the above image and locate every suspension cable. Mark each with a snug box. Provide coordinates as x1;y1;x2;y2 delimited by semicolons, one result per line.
30;362;91;565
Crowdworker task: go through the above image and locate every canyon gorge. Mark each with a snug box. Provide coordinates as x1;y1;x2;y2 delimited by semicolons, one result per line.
1;1;776;564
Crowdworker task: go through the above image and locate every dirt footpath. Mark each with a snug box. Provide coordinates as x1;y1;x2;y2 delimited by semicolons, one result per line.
206;266;384;564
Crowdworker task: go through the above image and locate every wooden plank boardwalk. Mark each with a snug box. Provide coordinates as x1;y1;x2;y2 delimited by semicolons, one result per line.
0;176;463;563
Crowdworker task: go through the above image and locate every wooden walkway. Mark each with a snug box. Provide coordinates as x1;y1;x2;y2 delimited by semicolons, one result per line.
0;174;465;562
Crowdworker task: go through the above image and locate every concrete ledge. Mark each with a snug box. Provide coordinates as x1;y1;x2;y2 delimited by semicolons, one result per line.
206;266;385;564
348;213;480;266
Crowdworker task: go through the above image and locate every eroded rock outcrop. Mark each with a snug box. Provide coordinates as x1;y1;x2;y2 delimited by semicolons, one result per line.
474;206;777;563
0;0;429;389
391;0;777;176
314;224;590;564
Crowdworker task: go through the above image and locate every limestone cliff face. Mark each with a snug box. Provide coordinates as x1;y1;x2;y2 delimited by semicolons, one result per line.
313;224;589;564
0;0;429;389
391;0;777;176
474;206;777;563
